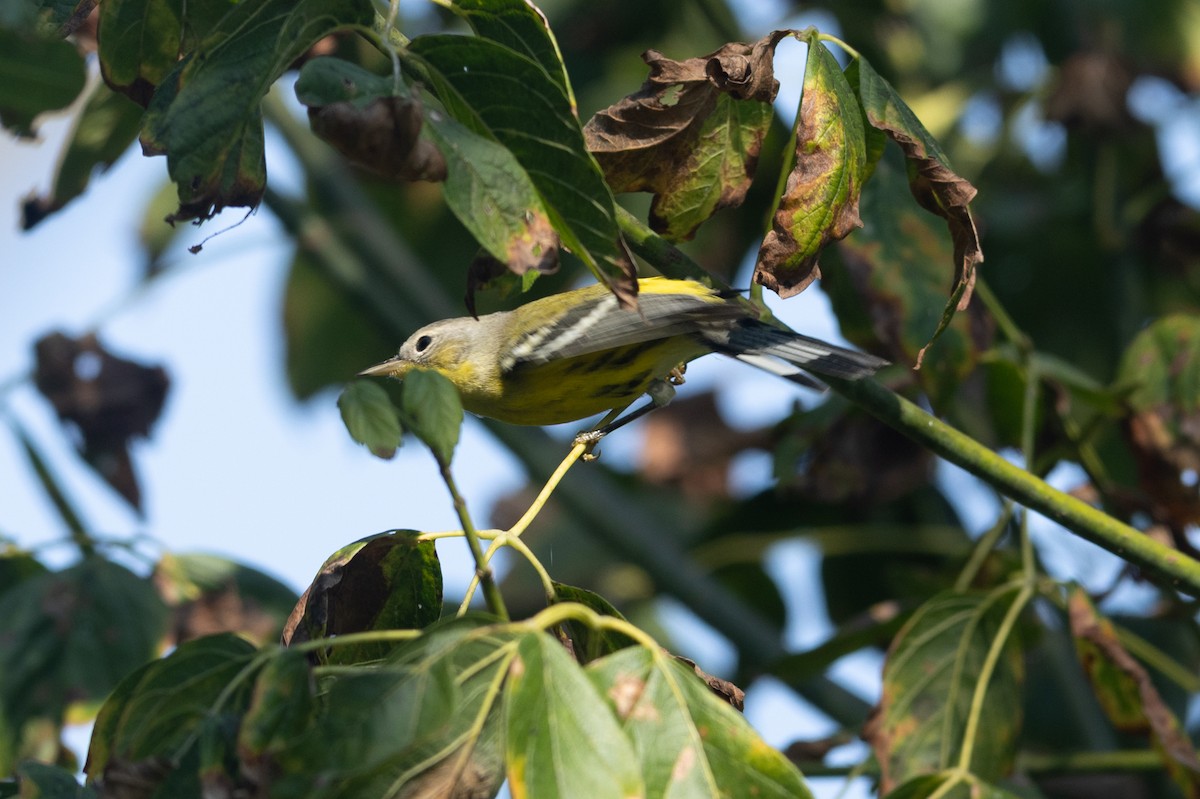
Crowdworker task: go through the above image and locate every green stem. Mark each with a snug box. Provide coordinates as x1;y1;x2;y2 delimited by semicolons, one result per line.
954;504;1013;592
1017;749;1171;774
825;375;1200;596
9;417;96;558
974;277;1031;354
956;583;1032;772
439;459;509;621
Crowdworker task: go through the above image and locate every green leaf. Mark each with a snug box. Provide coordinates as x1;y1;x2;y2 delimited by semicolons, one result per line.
236;650;315;763
1068;588;1200;795
846;55;982;364
13;761;97;798
140;0;373;223
283;248;398;401
399;368;463;466
423;109;560;275
338;379;404;459
404;35;634;300
0;550;48;603
550;582;637;663
85;633;258;784
505;633;643;798
757;33;867;298
266;663;458;797
0;558;168;775
822;149;990;406
1116;315;1200;531
265;619;515;798
21;81;144;229
0;26;86;138
295;57;559;276
865;588;1025;792
588;646;812;798
282;531;443;664
437;0;573;99
97;0;184;105
153;552;299;645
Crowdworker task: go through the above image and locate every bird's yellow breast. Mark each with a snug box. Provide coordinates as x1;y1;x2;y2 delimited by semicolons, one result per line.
458;336;707;426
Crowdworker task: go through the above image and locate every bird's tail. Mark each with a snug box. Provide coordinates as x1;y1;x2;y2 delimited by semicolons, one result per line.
705;319;888;389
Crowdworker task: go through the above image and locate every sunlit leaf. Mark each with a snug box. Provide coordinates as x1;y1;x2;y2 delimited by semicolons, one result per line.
438;0;573;100
282;531;442;664
506;632;644;798
588;646;812;797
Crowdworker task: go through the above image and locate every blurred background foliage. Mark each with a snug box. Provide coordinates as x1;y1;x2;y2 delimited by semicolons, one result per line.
2;0;1199;796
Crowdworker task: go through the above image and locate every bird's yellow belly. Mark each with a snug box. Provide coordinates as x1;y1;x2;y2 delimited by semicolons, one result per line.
464;338;707;426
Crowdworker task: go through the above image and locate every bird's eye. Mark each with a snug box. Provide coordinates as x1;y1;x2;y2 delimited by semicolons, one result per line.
415;335;433;352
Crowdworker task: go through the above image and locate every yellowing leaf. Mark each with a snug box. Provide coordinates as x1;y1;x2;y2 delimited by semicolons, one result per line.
756;32;867;298
1068;588;1200;795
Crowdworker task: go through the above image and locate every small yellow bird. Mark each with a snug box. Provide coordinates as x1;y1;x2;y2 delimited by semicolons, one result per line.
360;277;886;434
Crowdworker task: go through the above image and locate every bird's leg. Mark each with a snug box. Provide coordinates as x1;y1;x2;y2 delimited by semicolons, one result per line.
573;366;686;459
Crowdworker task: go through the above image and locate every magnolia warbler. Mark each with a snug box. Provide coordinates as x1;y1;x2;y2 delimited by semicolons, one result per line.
360;277;887;438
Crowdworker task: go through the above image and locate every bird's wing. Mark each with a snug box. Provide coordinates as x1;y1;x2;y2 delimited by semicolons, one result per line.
501;288;743;372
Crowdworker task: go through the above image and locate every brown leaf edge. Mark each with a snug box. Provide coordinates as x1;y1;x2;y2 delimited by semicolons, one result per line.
1068;588;1200;793
755;30;867;299
846;56;983;368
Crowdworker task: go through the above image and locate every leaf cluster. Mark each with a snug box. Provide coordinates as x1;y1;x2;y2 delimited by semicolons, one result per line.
2;0;1199;798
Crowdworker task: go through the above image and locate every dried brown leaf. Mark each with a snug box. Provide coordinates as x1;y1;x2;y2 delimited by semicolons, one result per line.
308;95;447;182
585;31;788;240
32;332;169;511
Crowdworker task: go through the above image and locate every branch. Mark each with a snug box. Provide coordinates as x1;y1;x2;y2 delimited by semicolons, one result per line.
827;374;1200;596
618;211;1200;596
